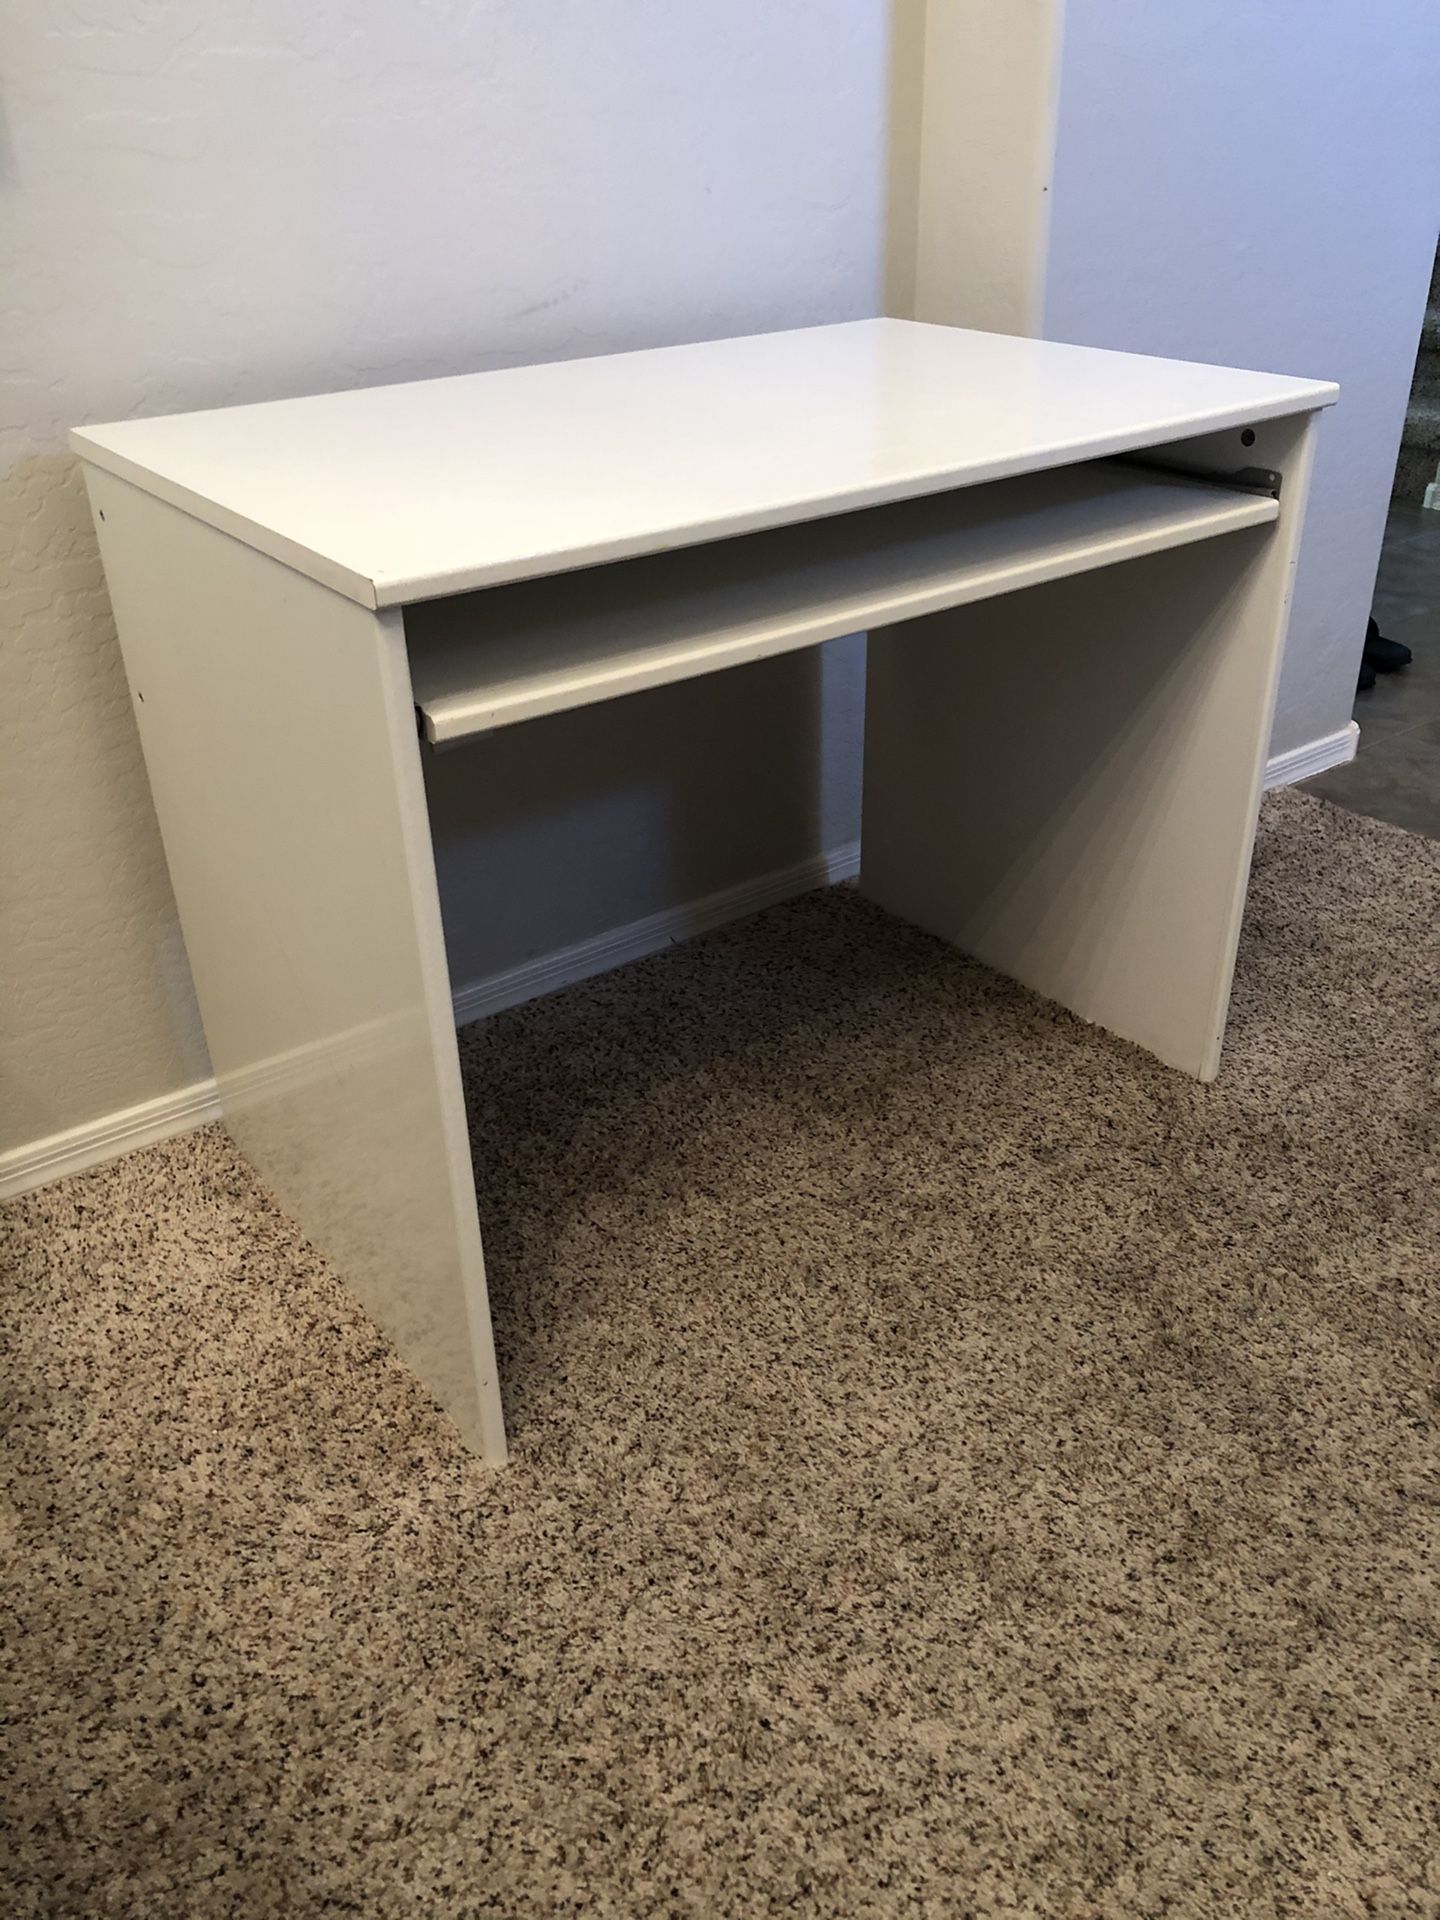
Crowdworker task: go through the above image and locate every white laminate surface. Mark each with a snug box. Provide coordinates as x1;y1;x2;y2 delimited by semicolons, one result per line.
70;320;1335;609
860;410;1321;1084
408;463;1278;744
85;468;508;1458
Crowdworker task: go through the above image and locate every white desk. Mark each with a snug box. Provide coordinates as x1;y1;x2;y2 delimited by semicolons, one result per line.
73;320;1336;1461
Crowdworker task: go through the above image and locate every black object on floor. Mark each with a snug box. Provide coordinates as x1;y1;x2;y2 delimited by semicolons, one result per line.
1358;655;1377;692
1365;615;1413;673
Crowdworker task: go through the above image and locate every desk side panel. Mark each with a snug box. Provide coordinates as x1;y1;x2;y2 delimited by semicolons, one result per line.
861;413;1320;1082
82;469;506;1460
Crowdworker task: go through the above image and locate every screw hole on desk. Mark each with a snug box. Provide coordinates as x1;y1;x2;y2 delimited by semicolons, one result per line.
98;508;105;520
1241;429;1256;447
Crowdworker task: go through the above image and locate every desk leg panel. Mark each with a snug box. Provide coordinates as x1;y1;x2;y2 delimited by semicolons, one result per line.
84;469;507;1460
861;415;1319;1082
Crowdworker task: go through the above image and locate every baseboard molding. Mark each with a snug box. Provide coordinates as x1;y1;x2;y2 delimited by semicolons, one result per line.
0;1079;223;1202
451;839;862;1025
1263;721;1359;790
0;841;863;1202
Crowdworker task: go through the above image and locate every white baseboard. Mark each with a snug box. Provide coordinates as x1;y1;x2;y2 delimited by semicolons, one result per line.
1263;721;1359;790
0;841;862;1202
451;839;861;1025
0;1079;223;1202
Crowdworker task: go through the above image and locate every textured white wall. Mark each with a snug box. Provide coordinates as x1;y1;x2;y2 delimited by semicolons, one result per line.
1;1;888;1151
1042;0;1440;759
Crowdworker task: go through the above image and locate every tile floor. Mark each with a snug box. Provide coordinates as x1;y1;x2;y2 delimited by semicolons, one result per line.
1301;503;1440;837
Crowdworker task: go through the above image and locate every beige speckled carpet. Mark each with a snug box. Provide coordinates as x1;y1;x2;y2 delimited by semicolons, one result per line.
3;789;1438;1919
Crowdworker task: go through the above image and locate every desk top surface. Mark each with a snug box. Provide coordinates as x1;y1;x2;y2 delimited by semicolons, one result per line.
72;319;1335;609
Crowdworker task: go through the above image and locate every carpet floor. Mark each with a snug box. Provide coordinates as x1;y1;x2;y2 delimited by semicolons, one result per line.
3;789;1438;1918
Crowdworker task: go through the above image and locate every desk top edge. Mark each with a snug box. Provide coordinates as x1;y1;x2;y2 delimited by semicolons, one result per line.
71;319;1338;609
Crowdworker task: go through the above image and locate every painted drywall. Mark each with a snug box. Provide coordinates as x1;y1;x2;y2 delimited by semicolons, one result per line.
904;0;1065;335
1042;0;1440;759
0;2;888;1154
